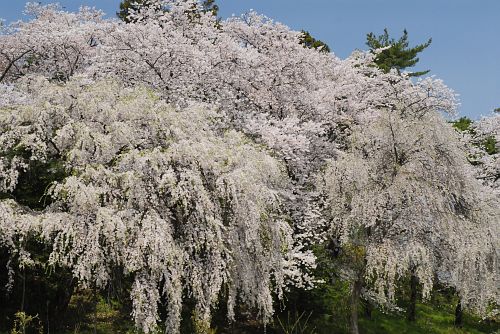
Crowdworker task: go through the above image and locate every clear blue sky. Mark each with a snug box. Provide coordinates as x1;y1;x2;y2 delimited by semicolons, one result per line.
1;0;498;119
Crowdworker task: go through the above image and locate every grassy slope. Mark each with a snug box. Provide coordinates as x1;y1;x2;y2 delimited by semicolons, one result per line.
1;298;498;333
358;303;498;334
244;299;499;334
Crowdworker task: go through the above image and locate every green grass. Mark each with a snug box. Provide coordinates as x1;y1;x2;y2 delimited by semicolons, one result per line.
359;303;498;334
1;297;497;334
273;289;498;334
60;293;136;334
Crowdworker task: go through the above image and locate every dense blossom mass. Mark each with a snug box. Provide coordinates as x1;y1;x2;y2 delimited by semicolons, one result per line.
0;78;313;332
317;102;498;314
472;113;500;193
0;1;498;332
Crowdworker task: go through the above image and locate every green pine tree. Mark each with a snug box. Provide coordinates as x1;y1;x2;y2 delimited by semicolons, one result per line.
201;0;219;17
299;30;330;53
366;28;431;76
117;0;149;23
452;116;474;133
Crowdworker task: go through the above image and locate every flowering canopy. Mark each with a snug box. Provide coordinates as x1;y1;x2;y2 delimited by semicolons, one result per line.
473;113;500;194
0;77;316;332
317;101;499;314
0;1;498;332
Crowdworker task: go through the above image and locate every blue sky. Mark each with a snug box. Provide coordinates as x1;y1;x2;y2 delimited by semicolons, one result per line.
1;0;498;119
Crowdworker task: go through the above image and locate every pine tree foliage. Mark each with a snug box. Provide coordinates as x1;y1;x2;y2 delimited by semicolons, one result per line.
200;0;219;17
299;30;330;53
118;0;149;22
452;116;473;133
366;28;432;77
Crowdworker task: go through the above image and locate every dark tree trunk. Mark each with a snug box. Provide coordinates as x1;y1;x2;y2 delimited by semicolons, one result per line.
21;268;26;312
350;277;362;334
363;299;373;320
407;274;418;322
454;299;463;328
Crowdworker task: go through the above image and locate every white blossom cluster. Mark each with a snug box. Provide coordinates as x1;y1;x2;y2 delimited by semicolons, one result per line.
473;113;500;194
317;106;499;314
0;1;498;331
0;78;310;332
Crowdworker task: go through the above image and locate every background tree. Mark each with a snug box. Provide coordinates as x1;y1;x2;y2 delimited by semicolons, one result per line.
201;0;219;16
118;0;148;22
452;116;474;133
0;3;105;83
453;114;499;191
299;30;330;53
472;114;500;190
118;0;219;23
366;28;431;76
317;78;498;332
